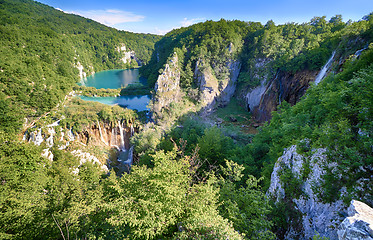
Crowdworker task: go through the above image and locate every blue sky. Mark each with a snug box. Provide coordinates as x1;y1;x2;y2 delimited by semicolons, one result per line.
38;0;373;35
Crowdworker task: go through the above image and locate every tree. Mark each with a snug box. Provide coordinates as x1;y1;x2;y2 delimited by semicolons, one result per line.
100;149;243;239
217;160;275;239
198;127;234;168
0;139;49;239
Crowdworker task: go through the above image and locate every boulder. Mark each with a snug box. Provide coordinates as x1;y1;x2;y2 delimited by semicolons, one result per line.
338;200;373;240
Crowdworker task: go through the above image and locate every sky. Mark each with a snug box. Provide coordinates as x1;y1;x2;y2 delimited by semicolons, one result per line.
37;0;373;35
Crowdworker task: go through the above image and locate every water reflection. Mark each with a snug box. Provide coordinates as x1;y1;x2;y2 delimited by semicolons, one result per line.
80;69;146;89
79;69;151;111
79;95;151;111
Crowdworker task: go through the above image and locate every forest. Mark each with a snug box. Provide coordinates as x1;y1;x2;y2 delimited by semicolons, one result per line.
0;0;372;239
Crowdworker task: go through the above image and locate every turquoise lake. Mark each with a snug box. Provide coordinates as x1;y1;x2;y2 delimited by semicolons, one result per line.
79;95;151;112
79;69;150;111
80;69;147;89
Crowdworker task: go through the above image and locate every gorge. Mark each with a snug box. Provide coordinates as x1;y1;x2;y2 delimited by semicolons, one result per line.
0;0;372;239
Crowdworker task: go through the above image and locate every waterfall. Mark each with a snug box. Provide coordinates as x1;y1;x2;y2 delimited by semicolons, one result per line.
315;51;336;85
353;47;367;60
114;122;135;174
118;120;125;149
23;131;27;141
46;127;55;148
111;127;115;146
60;128;64;142
127;146;133;165
130;124;134;137
97;120;108;146
29;128;44;146
277;71;283;105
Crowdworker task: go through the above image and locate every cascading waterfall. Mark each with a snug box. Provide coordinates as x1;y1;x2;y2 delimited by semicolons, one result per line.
118;120;125;149
115;122;135;168
130;124;134;137
124;124;135;166
97;120;108;146
111;127;115;146
79;76;86;86
315;51;336;85
28;128;44;146
128;124;135;165
127;146;133;165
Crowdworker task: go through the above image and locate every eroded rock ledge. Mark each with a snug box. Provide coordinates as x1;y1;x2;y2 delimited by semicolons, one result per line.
338;200;373;240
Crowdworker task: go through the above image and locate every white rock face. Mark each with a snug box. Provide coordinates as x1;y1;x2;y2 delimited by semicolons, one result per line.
338;200;373;240
268;145;347;240
243;58;272;112
76;61;87;79
153;52;181;113
121;51;136;64
117;44;139;65
245;79;267;111
41;148;53;161
71;150;108;172
195;57;241;114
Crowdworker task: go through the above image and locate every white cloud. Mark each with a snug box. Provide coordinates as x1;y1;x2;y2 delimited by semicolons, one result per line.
152;18;206;35
181;17;205;27
68;9;145;26
154;27;173;35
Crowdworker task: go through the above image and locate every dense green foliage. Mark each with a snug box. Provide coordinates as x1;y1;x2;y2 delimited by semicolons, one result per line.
1;0;373;238
55;98;138;133
142;14;373;93
141;19;256;87
138;14;373;239
257;50;373;196
1;135;273;239
0;135;105;239
0;0;159;133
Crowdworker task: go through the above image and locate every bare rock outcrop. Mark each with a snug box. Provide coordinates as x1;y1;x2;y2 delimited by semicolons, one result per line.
242;51;338;122
268;145;347;240
152;52;182;115
338;200;373;240
252;69;318;122
195;58;240;115
117;44;141;66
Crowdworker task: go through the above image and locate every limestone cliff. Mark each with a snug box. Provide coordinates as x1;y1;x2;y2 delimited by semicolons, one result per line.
238;58;273;115
195;58;240;115
117;44;141;66
268;145;373;239
26;120;134;150
24;119;135;170
152;52;182;117
243;47;370;122
252;69;318;122
238;60;318;123
268;145;346;239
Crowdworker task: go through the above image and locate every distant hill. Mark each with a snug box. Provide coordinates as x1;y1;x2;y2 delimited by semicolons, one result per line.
0;0;160;134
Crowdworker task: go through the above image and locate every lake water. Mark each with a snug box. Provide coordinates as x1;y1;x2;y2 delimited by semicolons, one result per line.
79;95;151;111
80;69;147;89
79;69;150;111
